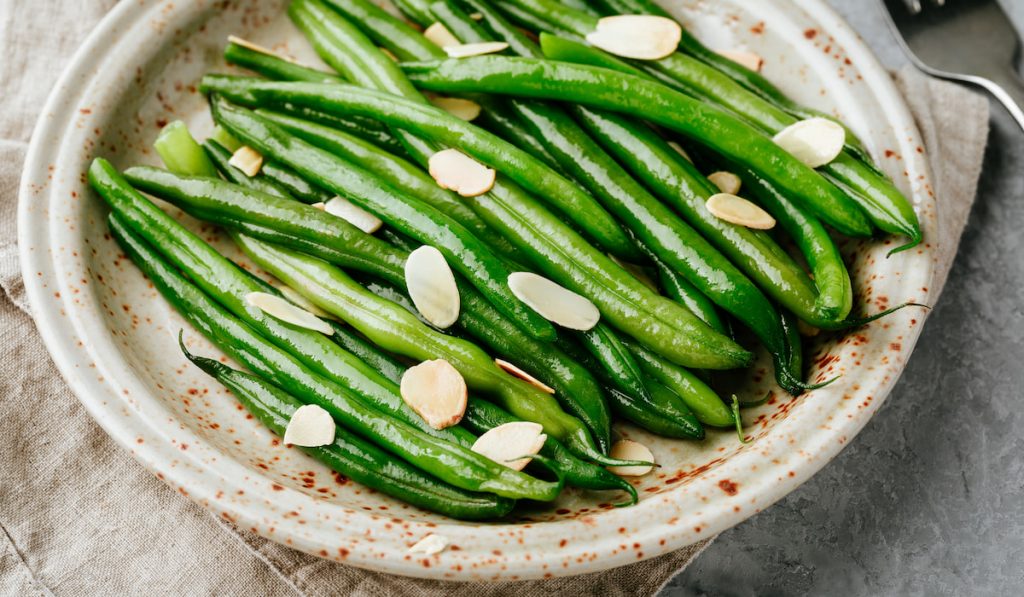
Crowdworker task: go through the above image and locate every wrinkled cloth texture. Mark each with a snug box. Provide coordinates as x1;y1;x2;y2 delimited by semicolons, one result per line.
0;0;989;594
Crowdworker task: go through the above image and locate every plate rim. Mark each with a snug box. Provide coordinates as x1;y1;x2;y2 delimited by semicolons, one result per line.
18;0;937;581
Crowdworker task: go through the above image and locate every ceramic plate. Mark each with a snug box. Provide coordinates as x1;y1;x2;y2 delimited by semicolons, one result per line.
19;0;937;581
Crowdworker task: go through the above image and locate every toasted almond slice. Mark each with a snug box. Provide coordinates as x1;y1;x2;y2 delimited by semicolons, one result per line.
227;35;297;63
717;49;764;72
772;117;846;168
667;141;692;163
708;171;742;195
283;404;335;447
429;96;482;121
471;422;546;471
469;12;483;20
405;246;460;329
400;360;467;429
606;440;654;476
507;272;600;331
229;145;263;177
428;149;496;197
310;202;326;210
706;193;776;230
409;533;449;555
323;196;383;234
495;359;555;394
444;41;509;58
424;22;461;48
585;15;682;60
277;285;335;321
245;291;333;335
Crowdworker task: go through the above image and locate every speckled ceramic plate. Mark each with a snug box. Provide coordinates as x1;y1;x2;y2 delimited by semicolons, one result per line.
19;0;938;581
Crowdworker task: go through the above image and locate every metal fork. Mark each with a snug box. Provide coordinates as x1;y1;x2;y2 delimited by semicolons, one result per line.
881;0;1024;131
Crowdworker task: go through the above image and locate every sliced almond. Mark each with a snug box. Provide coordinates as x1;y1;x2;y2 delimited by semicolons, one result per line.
495;359;555;394
707;171;742;195
444;41;510;58
471;422;546;471
246;292;334;335
424;22;460;48
227;35;297;63
772;117;846;168
405;246;460;329
606;440;654;476
507;272;600;331
667;141;692;163
283;404;335;447
277;284;335;320
585;15;682;60
409;533;449;555
706;193;776;230
310;202;326;210
400;360;467;430
323;196;383;234
717;49;764;72
229;145;263;177
428;149;496;197
469;12;483;20
429;96;482;121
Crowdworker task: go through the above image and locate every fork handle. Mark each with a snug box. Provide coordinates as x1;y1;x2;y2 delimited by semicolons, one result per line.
979;68;1024;133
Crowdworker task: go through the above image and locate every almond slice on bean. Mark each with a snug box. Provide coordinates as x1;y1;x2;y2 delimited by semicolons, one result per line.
707;171;742;195
495;359;555;394
606;440;654;476
409;533;449;555
717;49;764;72
400;360;467;430
229;145;263;177
585;15;682;60
507;272;600;331
772;117;846;168
424;22;460;48
283;404;336;447
277;285;335;321
471;422;547;471
429;96;482;121
667;141;693;163
705;193;776;230
227;35;296;63
324;196;383;234
405;246;460;329
428;149;496;197
245;291;334;335
444;41;510;58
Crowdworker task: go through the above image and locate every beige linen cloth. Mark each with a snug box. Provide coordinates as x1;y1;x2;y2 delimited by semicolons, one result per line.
0;0;990;595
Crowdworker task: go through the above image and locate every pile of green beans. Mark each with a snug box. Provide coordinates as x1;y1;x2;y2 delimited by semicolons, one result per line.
83;0;927;519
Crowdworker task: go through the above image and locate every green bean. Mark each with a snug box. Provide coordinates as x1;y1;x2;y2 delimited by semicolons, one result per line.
154;120;218;178
224;41;343;83
623;338;734;427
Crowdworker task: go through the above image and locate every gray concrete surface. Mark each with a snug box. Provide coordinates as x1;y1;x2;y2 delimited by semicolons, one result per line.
661;1;1024;595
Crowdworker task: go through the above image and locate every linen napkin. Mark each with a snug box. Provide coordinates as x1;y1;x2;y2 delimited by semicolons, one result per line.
0;1;989;594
